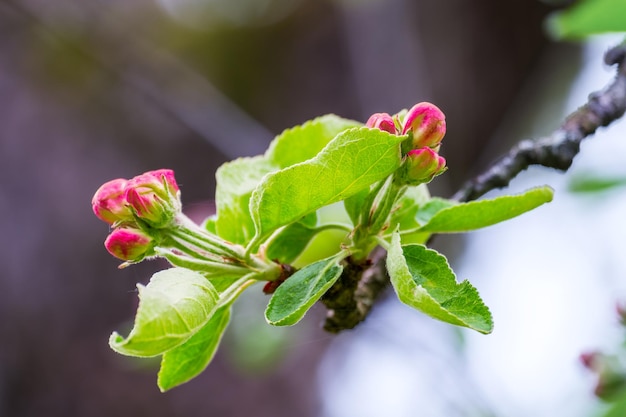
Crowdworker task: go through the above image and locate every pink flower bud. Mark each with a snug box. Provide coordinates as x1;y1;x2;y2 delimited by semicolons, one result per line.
580;351;598;369
365;113;397;134
401;102;446;149
104;227;154;261
125;169;181;228
403;147;447;184
92;178;134;225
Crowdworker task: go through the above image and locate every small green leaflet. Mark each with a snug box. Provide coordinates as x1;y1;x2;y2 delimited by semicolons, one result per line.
389;184;432;230
386;232;493;334
344;187;369;226
265;114;361;168
265;215;320;264
157;305;231;392
416;186;553;233
547;0;626;40
215;156;276;245
251;128;406;244
265;255;345;326
109;268;219;357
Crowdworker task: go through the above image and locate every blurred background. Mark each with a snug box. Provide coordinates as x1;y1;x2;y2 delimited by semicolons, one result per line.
3;0;626;416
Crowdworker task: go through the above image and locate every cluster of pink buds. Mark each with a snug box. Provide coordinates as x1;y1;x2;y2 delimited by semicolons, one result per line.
365;102;447;185
92;169;182;262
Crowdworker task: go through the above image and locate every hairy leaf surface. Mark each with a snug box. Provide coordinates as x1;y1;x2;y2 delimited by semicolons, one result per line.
158;305;231;391
387;232;493;334
417;186;553;233
109;268;219;357
265;255;344;326
265;214;320;264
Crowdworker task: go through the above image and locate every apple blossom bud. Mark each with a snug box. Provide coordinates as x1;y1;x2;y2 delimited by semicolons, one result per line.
92;178;133;225
403;147;447;184
401;102;446;149
580;351;598;369
104;227;154;261
616;302;626;326
365;113;397;134
125;169;182;228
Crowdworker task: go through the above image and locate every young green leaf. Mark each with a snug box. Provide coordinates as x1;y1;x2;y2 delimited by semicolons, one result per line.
343;187;369;226
547;0;626;40
413;197;455;226
389;185;433;244
389;185;431;229
157;305;231;392
386;232;493;334
201;214;217;234
265;255;345;326
265;215;319;264
417;186;553;233
215;155;276;245
109;268;219;357
265;114;362;168
251;127;406;244
568;173;626;194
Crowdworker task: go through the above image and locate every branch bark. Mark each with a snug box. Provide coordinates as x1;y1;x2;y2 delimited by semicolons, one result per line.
322;41;626;333
453;42;626;202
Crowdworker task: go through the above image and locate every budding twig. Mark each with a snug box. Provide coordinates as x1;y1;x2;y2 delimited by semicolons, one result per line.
323;41;626;333
452;41;626;203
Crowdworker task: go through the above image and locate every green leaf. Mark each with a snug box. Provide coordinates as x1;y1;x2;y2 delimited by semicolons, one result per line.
265;255;345;326
157;305;231;392
568;173;626;193
417;186;553;233
414;197;455;226
251;127;406;244
201;215;217;234
391;185;432;229
215;155;276;245
109;268;219;357
603;392;626;417
209;274;249;293
548;0;626;40
343;187;369;226
215;115;359;245
265;114;361;168
389;185;433;244
265;213;319;264
386;232;493;334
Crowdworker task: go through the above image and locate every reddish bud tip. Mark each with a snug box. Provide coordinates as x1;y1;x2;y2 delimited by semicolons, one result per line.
580;351;598;369
104;227;154;261
92;178;133;225
616;302;626;326
125;169;181;228
402;102;446;149
262;280;280;294
365;113;397;134
403;147;447;184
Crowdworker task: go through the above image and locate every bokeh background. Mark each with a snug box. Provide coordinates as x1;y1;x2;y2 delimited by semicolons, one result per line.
2;0;626;416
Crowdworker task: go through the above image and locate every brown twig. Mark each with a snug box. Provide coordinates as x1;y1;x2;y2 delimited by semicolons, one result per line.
453;41;626;202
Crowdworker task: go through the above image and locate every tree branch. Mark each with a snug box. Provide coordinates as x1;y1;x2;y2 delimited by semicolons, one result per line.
322;41;626;333
453;41;626;202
